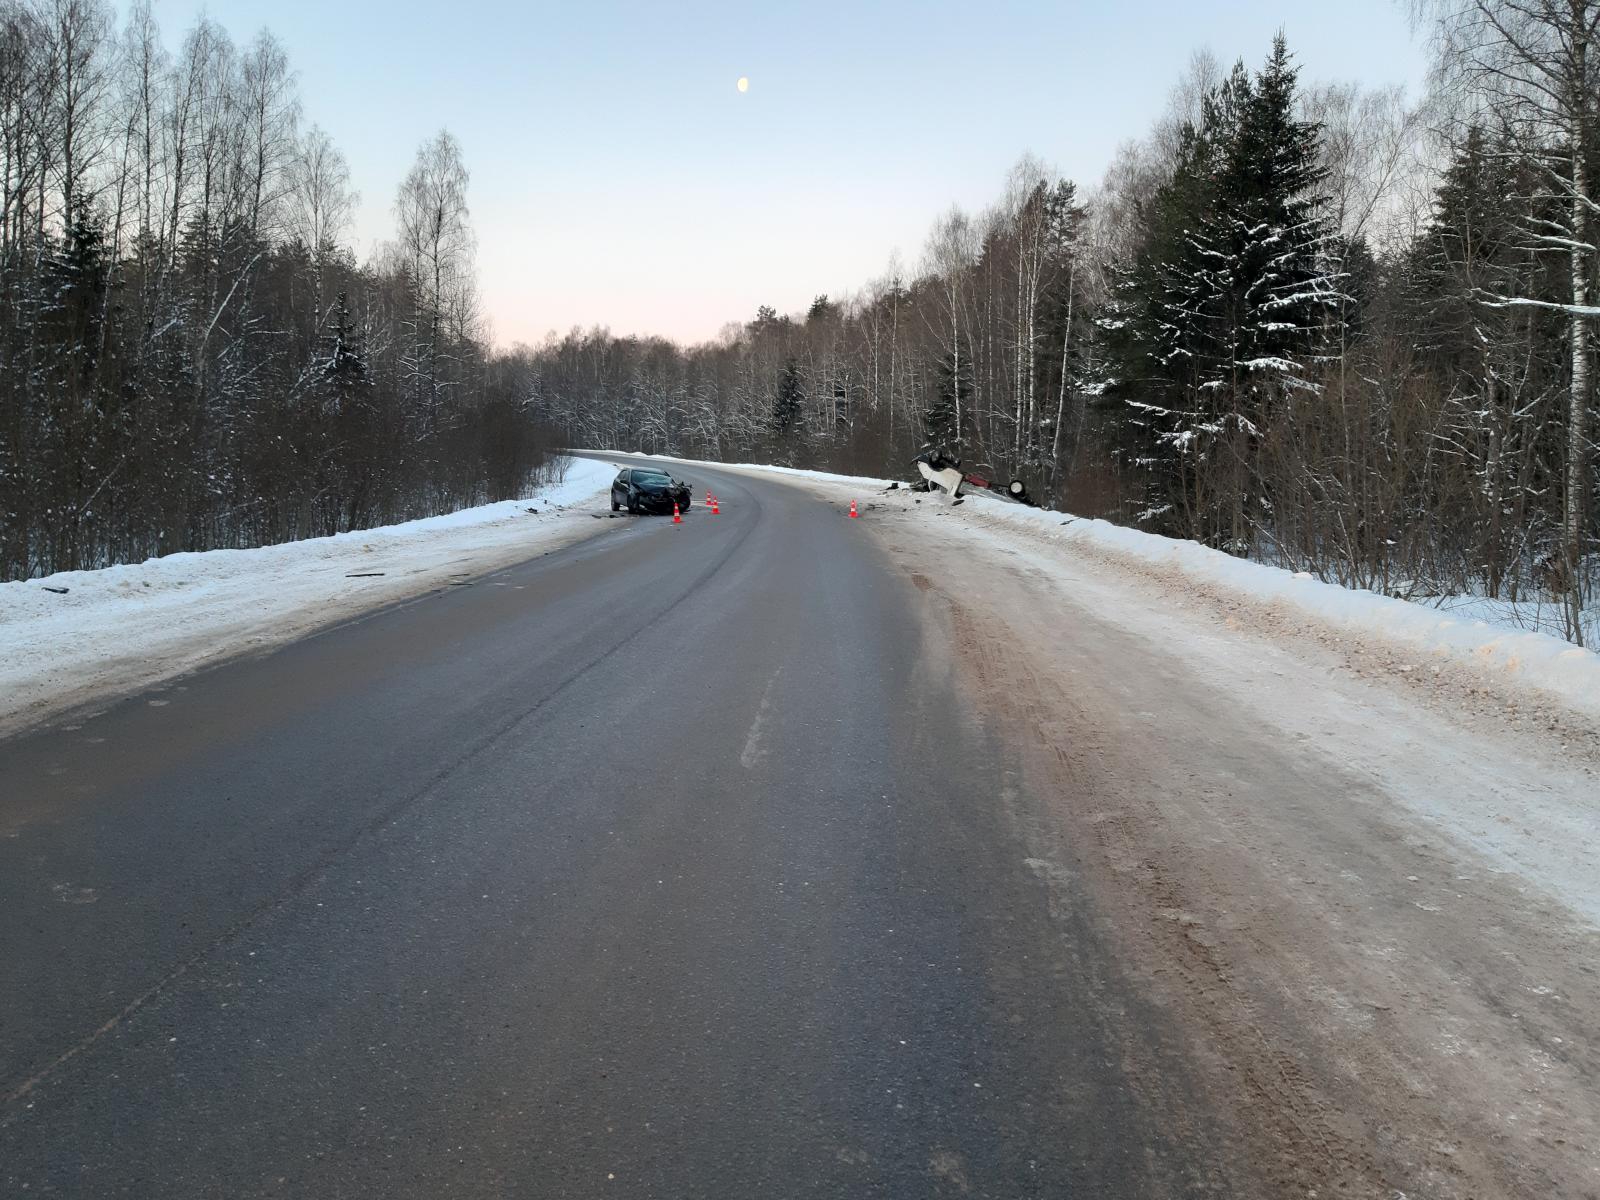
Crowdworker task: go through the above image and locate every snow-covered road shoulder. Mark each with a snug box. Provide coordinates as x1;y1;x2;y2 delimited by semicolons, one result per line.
962;498;1600;724
0;457;618;736
610;451;1600;725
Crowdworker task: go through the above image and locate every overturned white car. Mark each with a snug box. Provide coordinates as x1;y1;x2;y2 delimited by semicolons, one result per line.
912;450;1033;506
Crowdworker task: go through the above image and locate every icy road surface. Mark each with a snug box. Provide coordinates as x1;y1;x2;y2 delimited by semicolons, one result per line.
3;453;1597;1198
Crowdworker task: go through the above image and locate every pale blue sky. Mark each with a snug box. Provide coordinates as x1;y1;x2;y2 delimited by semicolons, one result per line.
141;0;1431;346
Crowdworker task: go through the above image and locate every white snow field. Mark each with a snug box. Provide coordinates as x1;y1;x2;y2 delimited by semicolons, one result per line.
0;457;618;734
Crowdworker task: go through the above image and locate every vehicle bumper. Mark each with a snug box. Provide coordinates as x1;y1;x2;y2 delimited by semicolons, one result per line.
633;495;683;514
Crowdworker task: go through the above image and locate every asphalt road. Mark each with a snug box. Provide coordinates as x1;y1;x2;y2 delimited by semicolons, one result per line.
1;457;1227;1197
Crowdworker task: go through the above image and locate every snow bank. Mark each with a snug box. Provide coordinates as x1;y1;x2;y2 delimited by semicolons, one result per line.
1431;592;1597;646
610;451;897;492
604;452;1600;719
962;498;1600;718
0;457;617;733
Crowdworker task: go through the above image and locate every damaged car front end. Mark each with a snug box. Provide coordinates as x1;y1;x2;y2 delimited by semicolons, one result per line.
611;467;693;515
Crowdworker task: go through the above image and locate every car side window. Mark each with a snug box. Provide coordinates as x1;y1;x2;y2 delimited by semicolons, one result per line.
616;470;628;485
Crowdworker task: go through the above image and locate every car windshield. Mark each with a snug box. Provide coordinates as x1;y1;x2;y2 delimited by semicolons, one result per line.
634;472;671;486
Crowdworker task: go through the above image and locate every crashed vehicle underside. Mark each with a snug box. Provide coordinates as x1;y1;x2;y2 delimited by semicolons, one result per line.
910;450;1035;506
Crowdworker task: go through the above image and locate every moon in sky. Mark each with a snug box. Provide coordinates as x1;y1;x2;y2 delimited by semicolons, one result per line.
736;77;749;93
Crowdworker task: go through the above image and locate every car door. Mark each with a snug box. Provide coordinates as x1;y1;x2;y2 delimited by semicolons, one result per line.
613;469;629;504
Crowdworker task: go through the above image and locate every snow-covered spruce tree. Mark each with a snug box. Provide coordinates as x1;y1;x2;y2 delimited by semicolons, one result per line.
1111;38;1348;550
768;356;806;467
1102;67;1243;535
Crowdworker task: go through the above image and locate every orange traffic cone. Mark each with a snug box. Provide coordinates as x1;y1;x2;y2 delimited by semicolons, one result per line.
711;496;719;514
672;502;682;524
705;491;712;506
848;499;859;518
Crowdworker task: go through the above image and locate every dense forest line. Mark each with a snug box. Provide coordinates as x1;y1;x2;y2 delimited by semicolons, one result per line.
1;0;554;582
3;1;1596;643
529;6;1598;644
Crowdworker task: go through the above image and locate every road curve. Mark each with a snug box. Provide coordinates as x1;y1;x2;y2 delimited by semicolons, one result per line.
2;457;1233;1197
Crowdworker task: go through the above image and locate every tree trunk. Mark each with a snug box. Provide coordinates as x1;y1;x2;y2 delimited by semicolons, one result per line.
950;294;961;448
1565;134;1590;643
1049;259;1076;500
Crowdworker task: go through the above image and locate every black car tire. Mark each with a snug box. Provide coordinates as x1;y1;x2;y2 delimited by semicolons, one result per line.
627;494;639;515
611;494;620;511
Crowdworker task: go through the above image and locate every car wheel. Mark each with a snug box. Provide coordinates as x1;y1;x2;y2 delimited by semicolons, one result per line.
611;494;620;511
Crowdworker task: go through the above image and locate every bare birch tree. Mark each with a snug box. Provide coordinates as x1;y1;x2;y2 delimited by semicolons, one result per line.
922;206;976;448
238;29;297;238
394;129;477;420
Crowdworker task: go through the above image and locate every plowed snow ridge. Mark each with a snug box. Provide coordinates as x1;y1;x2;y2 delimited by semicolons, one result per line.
0;457;618;734
621;451;1600;721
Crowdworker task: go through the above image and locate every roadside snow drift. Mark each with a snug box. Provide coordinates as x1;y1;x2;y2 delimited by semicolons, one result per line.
972;501;1600;721
0;457;617;734
608;452;1600;721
